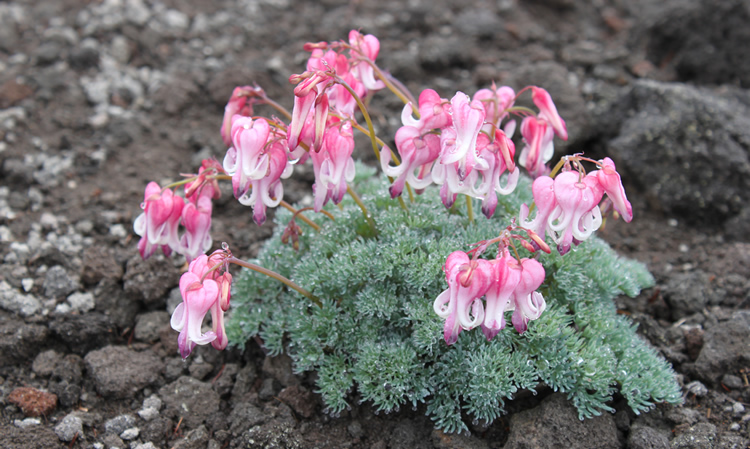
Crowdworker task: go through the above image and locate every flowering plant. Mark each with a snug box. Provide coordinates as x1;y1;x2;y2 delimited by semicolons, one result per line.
133;30;680;432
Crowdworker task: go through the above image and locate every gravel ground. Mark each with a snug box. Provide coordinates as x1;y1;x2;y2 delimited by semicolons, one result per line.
1;0;749;448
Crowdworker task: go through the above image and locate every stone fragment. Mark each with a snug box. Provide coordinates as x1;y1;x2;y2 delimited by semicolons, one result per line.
85;346;163;398
8;387;57;417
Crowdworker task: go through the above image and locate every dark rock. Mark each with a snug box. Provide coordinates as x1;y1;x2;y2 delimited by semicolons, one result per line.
388;419;425;449
228;403;266;437
686;311;750;385
212;363;239;397
663;271;715;319
173;425;210;449
8;387;58;417
165;356;188;381
608;80;750;226
431;429;489;449
159;376;220;429
188;359;214;380
0;321;49;365
81;246;123;285
504;393;621;449
93;278;139;328
721;374;744;390
49;354;83;408
32;349;62;377
85;345;163;398
671;422;717;449
140;416;173;447
43;265;80;299
236;420;302;449
135;311;170;343
2;422;61;448
123;255;180;306
646;0;750;87
258;377;278;401
683;327;705;361
627;425;669;449
68;45;100;70
231;364;258;399
261;353;300;387
105;414;136;435
277;385;316;419
49;312;116;354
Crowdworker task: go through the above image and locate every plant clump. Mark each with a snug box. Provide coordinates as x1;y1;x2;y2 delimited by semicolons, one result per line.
226;165;681;433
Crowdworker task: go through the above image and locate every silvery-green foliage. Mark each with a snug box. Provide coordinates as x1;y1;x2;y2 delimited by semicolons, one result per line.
226;163;681;433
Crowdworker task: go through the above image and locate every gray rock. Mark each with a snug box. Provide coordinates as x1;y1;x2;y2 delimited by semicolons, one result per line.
134;311;170;343
0;280;41;316
65;291;95;313
229;403;266;437
50;312;116;354
120;427;140;440
54;413;83;442
628;425;669;449
663;271;717;319
85;346;163;398
608;80;750;226
43;265;80;299
32;349;62;377
721;374;744;390
231;364;258;399
159;376;220;429
687;311;750;385
646;0;750;87
671;422;717;449
173;425;210;449
0;321;49;365
49;354;83;408
105;414;136;435
238;420;302;449
123;254;179;306
504;393;621;449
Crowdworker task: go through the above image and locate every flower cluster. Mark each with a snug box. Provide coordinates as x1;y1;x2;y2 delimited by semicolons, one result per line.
520;157;632;255
133;159;221;262
133;29;636;357
170;248;232;358
433;236;547;346
381;84;568;218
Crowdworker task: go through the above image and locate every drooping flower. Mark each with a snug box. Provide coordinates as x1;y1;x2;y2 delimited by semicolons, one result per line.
473;84;515;128
474;129;519;218
547;171;604;255
440;92;486;175
220;86;256;147
222;116;271;198
481;250;522;341
592;157;632;222
531;86;567;141
348;30;386;91
509;258;547;334
400;89;451;133
133;182;184;259
310;121;356;212
180;195;213;262
237;139;292;225
380;126;441;198
519;115;555;179
170;255;220;358
433;251;492;345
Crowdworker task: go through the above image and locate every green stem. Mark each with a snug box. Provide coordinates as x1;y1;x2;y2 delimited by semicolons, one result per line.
465;195;474;224
228;257;322;308
279;201;322;232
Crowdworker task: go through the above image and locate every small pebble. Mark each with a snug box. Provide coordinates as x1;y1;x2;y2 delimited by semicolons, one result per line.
685;380;707;397
733;402;745;415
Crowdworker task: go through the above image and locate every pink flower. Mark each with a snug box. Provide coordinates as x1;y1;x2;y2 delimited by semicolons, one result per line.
237;140;292;226
223;116;271;198
180;195;213;262
400;89;451;133
519;115;555;179
220;86;255;147
348;30;386;91
474;129;519;218
310;121;356;212
473;84;515;128
531;86;567;141
547;171;604;254
440;92;486;174
433;251;492;345
519;175;558;242
593;157;632;222
380;125;441;198
133;182;184;259
171;255;220;358
510;258;546;334
481;250;522;341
